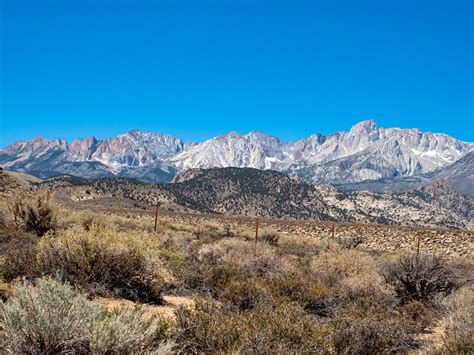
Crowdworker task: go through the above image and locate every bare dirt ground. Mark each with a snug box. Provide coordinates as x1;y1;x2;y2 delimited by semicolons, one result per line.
95;295;194;320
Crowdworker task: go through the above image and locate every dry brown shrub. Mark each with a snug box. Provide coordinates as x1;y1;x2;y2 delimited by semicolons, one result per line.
400;300;433;333
36;226;165;303
331;307;414;354
260;231;279;246
203;238;294;278
383;253;461;304
175;298;332;353
437;287;474;354
336;234;366;249
8;193;57;237
218;278;272;310
269;272;336;317
0;228;38;281
278;234;323;258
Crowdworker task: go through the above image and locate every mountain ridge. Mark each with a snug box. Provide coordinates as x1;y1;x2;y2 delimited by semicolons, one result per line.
1;120;473;190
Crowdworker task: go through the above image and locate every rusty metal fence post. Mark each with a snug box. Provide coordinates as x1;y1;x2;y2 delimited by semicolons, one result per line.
255;217;260;244
154;206;159;232
415;234;421;255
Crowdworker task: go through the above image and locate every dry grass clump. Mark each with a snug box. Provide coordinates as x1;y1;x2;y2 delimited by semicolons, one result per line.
72;211;155;232
383;253;461;304
277;234;324;258
269;272;336;317
437;286;474;354
8;193;57;237
191;221;228;241
259;230;280;246
36;226;166;303
179;238;294;297
76;211;106;231
206;238;293;277
311;249;395;303
175;298;332;353
0;278;171;353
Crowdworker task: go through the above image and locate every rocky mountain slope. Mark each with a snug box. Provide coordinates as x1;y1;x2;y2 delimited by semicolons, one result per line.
338;150;474;195
166;168;338;220
0;131;183;181
24;167;473;230
167;168;474;229
1;120;472;188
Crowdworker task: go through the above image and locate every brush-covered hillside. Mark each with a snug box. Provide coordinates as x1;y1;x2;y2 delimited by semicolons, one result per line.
25;167;474;229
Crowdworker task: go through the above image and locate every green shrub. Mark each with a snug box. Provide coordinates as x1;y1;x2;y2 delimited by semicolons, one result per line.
8;193;57;237
90;307;171;353
0;278;171;353
383;254;460;304
0;277;97;353
36;226;165;303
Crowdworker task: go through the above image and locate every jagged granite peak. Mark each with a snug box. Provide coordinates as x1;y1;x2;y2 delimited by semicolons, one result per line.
347;119;379;140
70;136;98;160
90;129;184;167
170;129;287;171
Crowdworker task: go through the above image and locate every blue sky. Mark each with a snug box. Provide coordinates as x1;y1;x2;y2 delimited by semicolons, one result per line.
1;0;473;147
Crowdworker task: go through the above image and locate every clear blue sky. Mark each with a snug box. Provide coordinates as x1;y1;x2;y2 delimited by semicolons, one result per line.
1;0;473;147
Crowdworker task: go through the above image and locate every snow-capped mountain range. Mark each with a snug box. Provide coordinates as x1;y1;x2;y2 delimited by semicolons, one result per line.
1;120;473;188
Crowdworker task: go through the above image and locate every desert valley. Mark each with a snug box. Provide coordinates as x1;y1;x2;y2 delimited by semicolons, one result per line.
1;0;473;352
